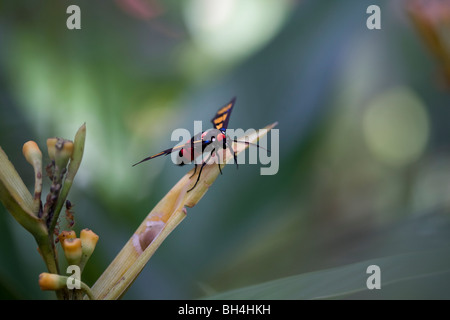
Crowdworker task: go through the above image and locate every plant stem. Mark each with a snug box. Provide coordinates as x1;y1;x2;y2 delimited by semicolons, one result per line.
48;124;85;236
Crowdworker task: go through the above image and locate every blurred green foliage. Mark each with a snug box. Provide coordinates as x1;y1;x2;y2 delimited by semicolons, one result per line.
1;0;450;299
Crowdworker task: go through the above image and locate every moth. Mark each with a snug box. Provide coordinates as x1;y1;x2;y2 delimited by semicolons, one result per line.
133;97;263;192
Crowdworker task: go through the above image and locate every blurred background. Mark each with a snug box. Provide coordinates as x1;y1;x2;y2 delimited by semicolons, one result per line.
1;0;450;299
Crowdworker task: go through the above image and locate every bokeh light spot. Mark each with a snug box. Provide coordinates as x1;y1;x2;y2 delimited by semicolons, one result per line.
363;86;430;166
183;0;290;62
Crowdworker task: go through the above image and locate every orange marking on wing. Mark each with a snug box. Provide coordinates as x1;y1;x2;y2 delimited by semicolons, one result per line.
214;115;226;124
217;103;232;115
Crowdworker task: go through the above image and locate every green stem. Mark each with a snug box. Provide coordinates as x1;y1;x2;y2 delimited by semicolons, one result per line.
34;231;67;299
78;282;95;300
48;123;85;236
81;283;95;300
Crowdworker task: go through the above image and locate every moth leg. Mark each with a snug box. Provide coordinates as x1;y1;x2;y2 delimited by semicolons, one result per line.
212;147;223;175
226;136;238;170
187;153;212;192
189;164;198;179
231;145;238;170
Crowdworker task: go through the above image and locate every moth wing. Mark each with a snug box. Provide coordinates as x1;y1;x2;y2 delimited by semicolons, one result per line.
211;97;236;131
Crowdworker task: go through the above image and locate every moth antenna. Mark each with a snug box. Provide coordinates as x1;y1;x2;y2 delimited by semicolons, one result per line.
232;140;271;154
132;157;151;167
132;148;173;166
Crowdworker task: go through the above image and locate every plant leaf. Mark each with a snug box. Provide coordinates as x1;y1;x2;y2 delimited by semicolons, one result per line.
204;247;450;299
0;146;43;234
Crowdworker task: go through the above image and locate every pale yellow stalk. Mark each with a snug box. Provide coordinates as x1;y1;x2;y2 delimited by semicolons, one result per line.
91;122;278;300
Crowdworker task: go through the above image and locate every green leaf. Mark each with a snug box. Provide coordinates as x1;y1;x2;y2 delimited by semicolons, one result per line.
205;248;450;299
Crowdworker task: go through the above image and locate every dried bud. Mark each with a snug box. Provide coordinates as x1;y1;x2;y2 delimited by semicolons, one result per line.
38;273;67;291
58;230;76;249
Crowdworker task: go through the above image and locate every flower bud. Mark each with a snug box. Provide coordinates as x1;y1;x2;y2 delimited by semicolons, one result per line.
22;141;42;166
79;229;99;271
47;138;74;169
80;228;99;257
63;238;82;265
22;141;43;214
47;138;57;161
55;139;73;170
38;273;67;291
58;140;74;163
